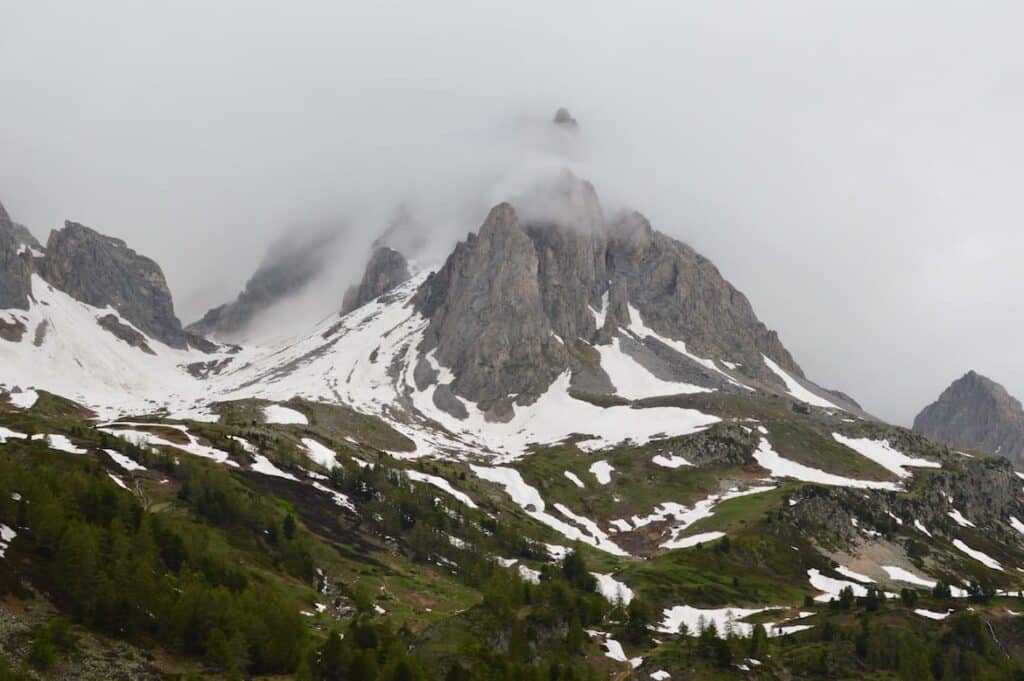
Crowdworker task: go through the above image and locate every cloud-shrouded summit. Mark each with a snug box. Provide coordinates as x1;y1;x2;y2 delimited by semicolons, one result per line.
3;2;1024;423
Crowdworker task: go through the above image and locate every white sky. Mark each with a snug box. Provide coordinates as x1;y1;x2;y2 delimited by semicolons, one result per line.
2;1;1023;425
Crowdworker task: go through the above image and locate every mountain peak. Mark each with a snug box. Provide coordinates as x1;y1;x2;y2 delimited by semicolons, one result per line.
340;245;411;316
42;219;187;348
913;371;1024;463
553;107;579;130
0;199;35;311
409;173;826;416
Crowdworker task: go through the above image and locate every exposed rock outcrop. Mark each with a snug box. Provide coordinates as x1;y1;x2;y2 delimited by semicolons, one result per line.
411;168;807;409
97;313;156;355
0;200;35;310
914;371;1024;465
553;107;579;130
605;210;803;382
340;246;411;315
414;203;568;411
41;221;187;348
188;226;342;339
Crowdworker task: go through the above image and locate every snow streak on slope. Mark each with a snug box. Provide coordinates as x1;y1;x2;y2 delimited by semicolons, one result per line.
263;405;308;424
626;304;749;390
831;434;941;478
762;355;842;410
595;337;711;399
752;439;899;490
405;470;478;509
469;465;627;556
953;539;1004;571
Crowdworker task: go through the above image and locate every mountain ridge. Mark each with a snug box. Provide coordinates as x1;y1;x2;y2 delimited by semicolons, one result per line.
914;370;1024;465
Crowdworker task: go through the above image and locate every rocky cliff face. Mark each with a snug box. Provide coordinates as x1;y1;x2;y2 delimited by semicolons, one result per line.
340;246;410;315
0;200;35;311
913;370;1024;465
606;210;803;382
414;203;568;413
188;227;342;339
411;169;806;412
41;221;187;348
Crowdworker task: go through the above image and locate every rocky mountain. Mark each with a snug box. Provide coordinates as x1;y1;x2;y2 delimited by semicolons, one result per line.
412;169;844;420
340;245;410;316
1;203;191;351
40;221;187;348
0;200;35;312
187;226;345;340
914;370;1024;464
5;112;1024;679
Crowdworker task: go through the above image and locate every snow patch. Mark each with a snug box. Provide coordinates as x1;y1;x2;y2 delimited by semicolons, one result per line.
251;454;299;481
590;460;613;485
103;449;146;472
836;566;873;584
302;438;339;470
832;434;941;478
952;539;1003;571
564;471;585;488
107;473;130;491
593;572;634;605
947;509;976;528
652;453;691;468
881;565;935;588
763;355;842;409
596;337;712;399
0;525;16;558
471;465;627;556
263;404;308;425
753;439;898;490
915;608;953;620
8;389;38;409
405;470;477;509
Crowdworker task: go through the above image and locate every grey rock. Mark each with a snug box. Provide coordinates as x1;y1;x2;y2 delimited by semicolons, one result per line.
553;107;579;130
97;313;156;354
605;210;803;386
341;246;411;315
0;317;26;342
0;200;35;310
41;221;187;348
913;370;1024;465
414;203;568;409
188;226;342;339
432;384;469;420
410;170;810;408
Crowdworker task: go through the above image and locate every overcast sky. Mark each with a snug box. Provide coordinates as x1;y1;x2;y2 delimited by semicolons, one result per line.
2;2;1023;425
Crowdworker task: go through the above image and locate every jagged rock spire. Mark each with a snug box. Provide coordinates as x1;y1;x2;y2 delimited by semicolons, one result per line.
341;246;411;316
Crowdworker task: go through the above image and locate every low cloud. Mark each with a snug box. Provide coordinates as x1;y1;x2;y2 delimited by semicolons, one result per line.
2;2;1023;423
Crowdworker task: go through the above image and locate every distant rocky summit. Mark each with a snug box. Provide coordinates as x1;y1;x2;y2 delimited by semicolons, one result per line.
340;246;410;315
187;226;343;340
412;167;816;417
0;200;35;310
42;221;187;348
914;370;1024;465
553;107;579;129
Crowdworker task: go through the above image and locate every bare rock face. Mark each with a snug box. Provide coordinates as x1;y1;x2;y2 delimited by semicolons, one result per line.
414;203;568;409
97;313;156;355
605;210;804;383
553;107;579;130
41;221;187;348
0;200;36;310
340;246;411;315
914;371;1024;465
188;227;341;339
412;169;808;410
